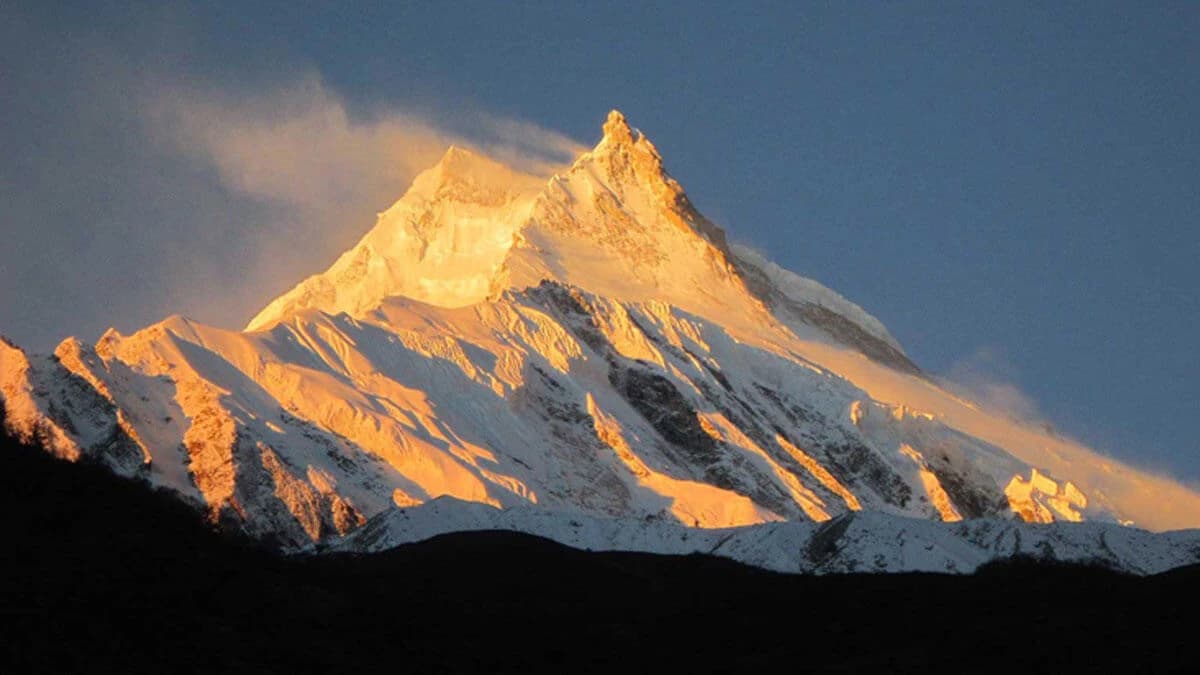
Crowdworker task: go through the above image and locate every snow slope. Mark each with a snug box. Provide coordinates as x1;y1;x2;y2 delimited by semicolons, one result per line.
4;110;1200;572
334;496;1200;576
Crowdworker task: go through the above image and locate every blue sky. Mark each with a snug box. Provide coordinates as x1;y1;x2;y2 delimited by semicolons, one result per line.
2;2;1197;480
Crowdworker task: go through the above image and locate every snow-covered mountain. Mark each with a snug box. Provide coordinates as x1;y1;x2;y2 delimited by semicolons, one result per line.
3;110;1199;571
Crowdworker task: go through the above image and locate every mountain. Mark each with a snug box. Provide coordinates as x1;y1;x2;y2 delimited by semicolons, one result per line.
3;110;1199;570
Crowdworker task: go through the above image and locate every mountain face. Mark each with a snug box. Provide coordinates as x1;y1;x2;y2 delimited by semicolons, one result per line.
3;110;1199;570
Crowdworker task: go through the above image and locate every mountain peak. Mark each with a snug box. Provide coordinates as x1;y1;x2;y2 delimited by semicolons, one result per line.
431;144;497;178
439;143;472;162
566;110;732;259
595;109;661;163
250;108;742;332
601;109;634;145
404;143;541;205
589;109;666;174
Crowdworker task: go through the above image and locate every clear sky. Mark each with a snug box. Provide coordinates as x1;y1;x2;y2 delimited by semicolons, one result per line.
2;2;1197;481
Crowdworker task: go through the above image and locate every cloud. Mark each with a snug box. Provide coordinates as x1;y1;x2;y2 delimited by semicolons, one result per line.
0;23;590;355
940;346;1046;427
932;345;1200;530
147;75;585;219
135;74;588;331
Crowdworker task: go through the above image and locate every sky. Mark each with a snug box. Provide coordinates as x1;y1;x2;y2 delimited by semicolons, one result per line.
1;2;1197;481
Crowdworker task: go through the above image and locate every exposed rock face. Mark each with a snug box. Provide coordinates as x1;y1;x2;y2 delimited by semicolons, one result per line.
5;110;1200;560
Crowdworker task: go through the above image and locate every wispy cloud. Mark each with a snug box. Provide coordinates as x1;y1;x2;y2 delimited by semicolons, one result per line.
128;75;587;332
147;75;585;219
1;33;589;353
940;346;1046;427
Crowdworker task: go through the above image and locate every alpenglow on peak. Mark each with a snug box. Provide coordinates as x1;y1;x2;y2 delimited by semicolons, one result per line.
244;109;751;332
601;109;635;145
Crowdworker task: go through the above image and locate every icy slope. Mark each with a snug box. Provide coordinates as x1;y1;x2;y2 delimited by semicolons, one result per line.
4;110;1200;568
246;147;544;330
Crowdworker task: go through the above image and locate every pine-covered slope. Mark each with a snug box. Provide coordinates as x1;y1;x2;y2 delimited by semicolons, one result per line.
3;111;1200;570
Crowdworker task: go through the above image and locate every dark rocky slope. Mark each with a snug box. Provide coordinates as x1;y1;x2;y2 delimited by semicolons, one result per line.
1;421;1195;673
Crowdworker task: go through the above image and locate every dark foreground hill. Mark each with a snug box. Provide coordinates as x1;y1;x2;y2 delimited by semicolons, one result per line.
1;423;1195;673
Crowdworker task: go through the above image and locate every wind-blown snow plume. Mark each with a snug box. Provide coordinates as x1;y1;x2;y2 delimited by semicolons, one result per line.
144;76;587;330
942;346;1045;425
149;76;585;217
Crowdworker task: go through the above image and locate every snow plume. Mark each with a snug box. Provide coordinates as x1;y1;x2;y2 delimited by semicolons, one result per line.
936;346;1200;528
941;346;1045;426
142;75;586;328
148;75;585;217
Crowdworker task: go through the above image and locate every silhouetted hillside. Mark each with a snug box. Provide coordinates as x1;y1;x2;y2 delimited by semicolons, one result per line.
1;422;1195;673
